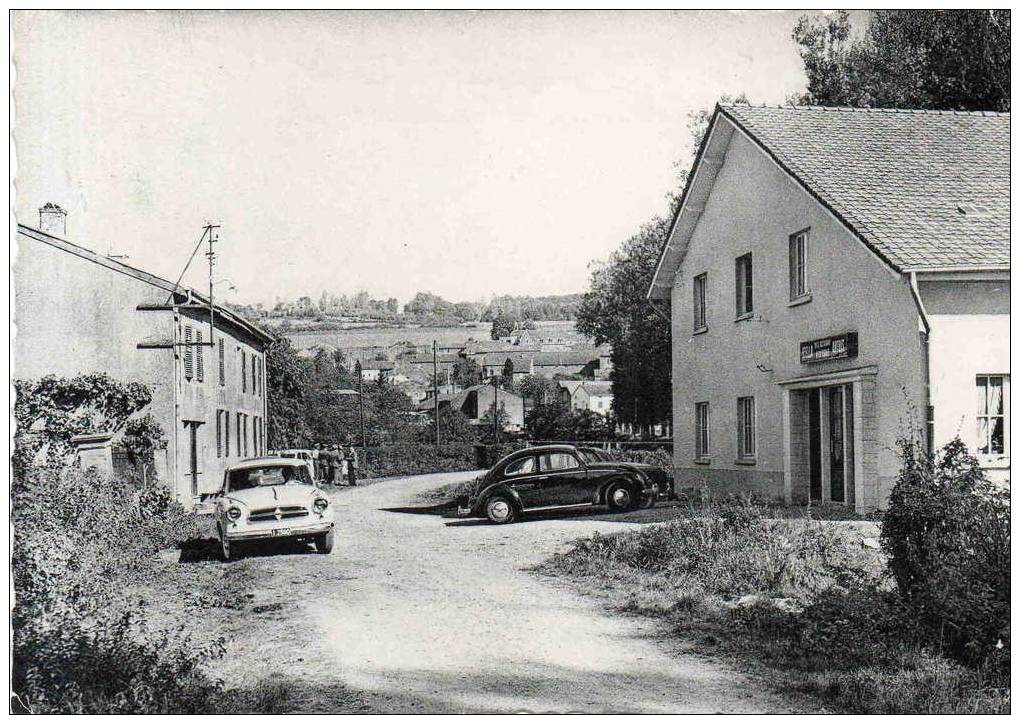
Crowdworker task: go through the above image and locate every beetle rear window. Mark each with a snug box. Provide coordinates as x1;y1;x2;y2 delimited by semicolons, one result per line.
227;465;312;491
504;457;537;477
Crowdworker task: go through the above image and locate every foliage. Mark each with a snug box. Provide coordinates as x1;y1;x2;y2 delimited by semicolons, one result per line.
490;313;515;341
518;374;561;406
477;401;511;444
359;443;477;479
500;358;515;390
882;437;1010;665
417;403;479;444
14;373;153;468
793;10;1010;111
473;441;530;469
12;464;213;713
118;414;167;488
526;401;613;441
265;336;313;448
452;356;482;388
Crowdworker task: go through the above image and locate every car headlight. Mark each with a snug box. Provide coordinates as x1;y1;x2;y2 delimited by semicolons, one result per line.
313;497;329;514
226;505;242;522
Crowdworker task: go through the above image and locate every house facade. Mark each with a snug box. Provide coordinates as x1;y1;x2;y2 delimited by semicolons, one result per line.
15;212;273;506
648;105;1009;512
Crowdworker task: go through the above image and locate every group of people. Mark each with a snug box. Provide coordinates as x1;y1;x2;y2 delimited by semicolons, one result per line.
313;444;359;486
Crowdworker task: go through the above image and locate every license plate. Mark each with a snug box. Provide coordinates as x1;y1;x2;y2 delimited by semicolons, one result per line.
272;528;292;537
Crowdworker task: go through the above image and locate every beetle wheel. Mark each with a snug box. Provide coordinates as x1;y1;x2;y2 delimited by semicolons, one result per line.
606;481;636;512
484;495;517;525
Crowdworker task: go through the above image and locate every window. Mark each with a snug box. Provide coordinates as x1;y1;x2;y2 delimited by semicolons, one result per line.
695;402;710;459
241;350;247;393
183;325;194;380
539;452;579;471
976;375;1009;456
251;354;257;395
243;414;249;457
693;273;708;331
219;338;226;386
236;412;243;456
504;456;537;477
196;330;205;382
224;411;230;458
735;253;753;317
789;230;809;299
737;396;756;460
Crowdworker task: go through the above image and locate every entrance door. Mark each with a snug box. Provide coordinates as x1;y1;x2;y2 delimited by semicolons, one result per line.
828;386;845;502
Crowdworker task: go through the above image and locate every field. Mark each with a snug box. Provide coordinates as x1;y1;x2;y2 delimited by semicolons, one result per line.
284;320;584;353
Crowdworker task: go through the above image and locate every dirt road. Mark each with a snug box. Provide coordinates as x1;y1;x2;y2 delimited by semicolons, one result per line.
205;471;816;713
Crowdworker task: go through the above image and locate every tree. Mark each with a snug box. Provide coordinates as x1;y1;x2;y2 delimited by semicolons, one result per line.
418;403;477;444
526;401;574;441
478;401;510;444
793;10;1010;111
452;357;482;388
500;358;515;390
519;375;560;406
490;313;514;341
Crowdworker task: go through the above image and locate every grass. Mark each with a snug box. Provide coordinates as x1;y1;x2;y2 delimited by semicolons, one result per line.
540;499;1009;714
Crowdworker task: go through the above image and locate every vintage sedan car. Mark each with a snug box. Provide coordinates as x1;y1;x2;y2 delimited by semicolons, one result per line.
214;456;335;560
458;444;674;525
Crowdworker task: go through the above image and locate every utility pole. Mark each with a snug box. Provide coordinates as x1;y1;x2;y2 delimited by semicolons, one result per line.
492;375;500;445
356;360;366;450
433;340;440;447
205;223;219;345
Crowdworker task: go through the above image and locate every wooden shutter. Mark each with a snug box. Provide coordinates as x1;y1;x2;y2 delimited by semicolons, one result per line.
241;351;247;393
183;325;194;380
196;330;205;382
219;338;226;386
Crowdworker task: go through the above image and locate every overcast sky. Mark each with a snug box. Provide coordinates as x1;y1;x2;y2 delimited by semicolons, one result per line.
14;10;810;306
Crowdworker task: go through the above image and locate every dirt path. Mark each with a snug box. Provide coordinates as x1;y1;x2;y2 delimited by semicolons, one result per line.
205;471;817;713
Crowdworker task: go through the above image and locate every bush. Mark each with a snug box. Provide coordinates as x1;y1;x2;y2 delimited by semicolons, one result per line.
882;437;1010;665
12;465;212;712
361;443;477;478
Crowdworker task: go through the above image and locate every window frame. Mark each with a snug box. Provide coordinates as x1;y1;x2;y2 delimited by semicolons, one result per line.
789;229;809;301
976;374;1010;459
694;401;710;461
735;253;754;318
693;272;708;332
736;396;756;462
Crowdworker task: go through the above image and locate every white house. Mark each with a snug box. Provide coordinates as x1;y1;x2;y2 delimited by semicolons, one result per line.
648;104;1009;512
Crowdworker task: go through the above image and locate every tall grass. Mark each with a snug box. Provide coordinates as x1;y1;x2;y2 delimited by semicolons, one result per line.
543;498;1009;714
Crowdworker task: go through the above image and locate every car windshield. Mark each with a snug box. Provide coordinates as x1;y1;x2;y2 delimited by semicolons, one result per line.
226;464;312;492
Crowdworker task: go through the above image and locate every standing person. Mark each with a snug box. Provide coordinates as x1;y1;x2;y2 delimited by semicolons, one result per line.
311;443;322;482
347;445;359;486
335;444;347;486
321;443;335;486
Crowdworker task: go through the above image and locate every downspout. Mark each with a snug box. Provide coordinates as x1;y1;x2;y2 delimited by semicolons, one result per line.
907;271;933;453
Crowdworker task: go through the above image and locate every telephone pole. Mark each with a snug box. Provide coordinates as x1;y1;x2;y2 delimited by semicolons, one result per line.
205;223;220;345
433;340;440;447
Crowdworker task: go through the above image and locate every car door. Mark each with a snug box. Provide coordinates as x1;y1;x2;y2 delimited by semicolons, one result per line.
499;456;548;509
537;451;589;506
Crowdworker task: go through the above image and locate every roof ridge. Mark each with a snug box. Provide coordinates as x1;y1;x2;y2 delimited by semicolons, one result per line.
719;102;1009;117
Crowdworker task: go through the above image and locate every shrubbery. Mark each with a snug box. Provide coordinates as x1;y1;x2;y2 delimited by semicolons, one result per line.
882;437;1010;666
545;436;1011;714
12;464;214;713
361;443;477;479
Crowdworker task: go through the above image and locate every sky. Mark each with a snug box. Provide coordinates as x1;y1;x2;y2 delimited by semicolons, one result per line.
14;10;811;306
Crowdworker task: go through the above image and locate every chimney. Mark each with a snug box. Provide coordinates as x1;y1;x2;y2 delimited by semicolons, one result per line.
39;203;67;237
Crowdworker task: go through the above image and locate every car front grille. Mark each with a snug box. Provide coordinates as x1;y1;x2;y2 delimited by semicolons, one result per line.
249;505;310;522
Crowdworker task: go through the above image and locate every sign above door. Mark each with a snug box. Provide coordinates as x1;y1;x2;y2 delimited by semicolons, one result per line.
800;332;858;364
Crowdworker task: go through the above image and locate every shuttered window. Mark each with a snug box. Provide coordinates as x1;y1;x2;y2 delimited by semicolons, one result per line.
241;351;247;393
183;325;194;380
215;410;222;458
695;402;710;459
236;412;243;456
693;273;707;331
219;338;226;386
737;396;756;459
735;253;753;317
196;330;205;382
224;411;230;458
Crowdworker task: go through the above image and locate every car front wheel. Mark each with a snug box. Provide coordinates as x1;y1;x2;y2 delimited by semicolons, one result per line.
606;481;636;512
484;495;517;525
314;529;335;554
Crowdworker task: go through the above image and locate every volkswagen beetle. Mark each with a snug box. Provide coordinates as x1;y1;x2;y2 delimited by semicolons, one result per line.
214;456;335;560
458;444;674;525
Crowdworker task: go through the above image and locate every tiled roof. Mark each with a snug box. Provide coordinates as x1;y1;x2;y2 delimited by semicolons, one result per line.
533;350;598;367
481;353;533;371
719;104;1010;270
